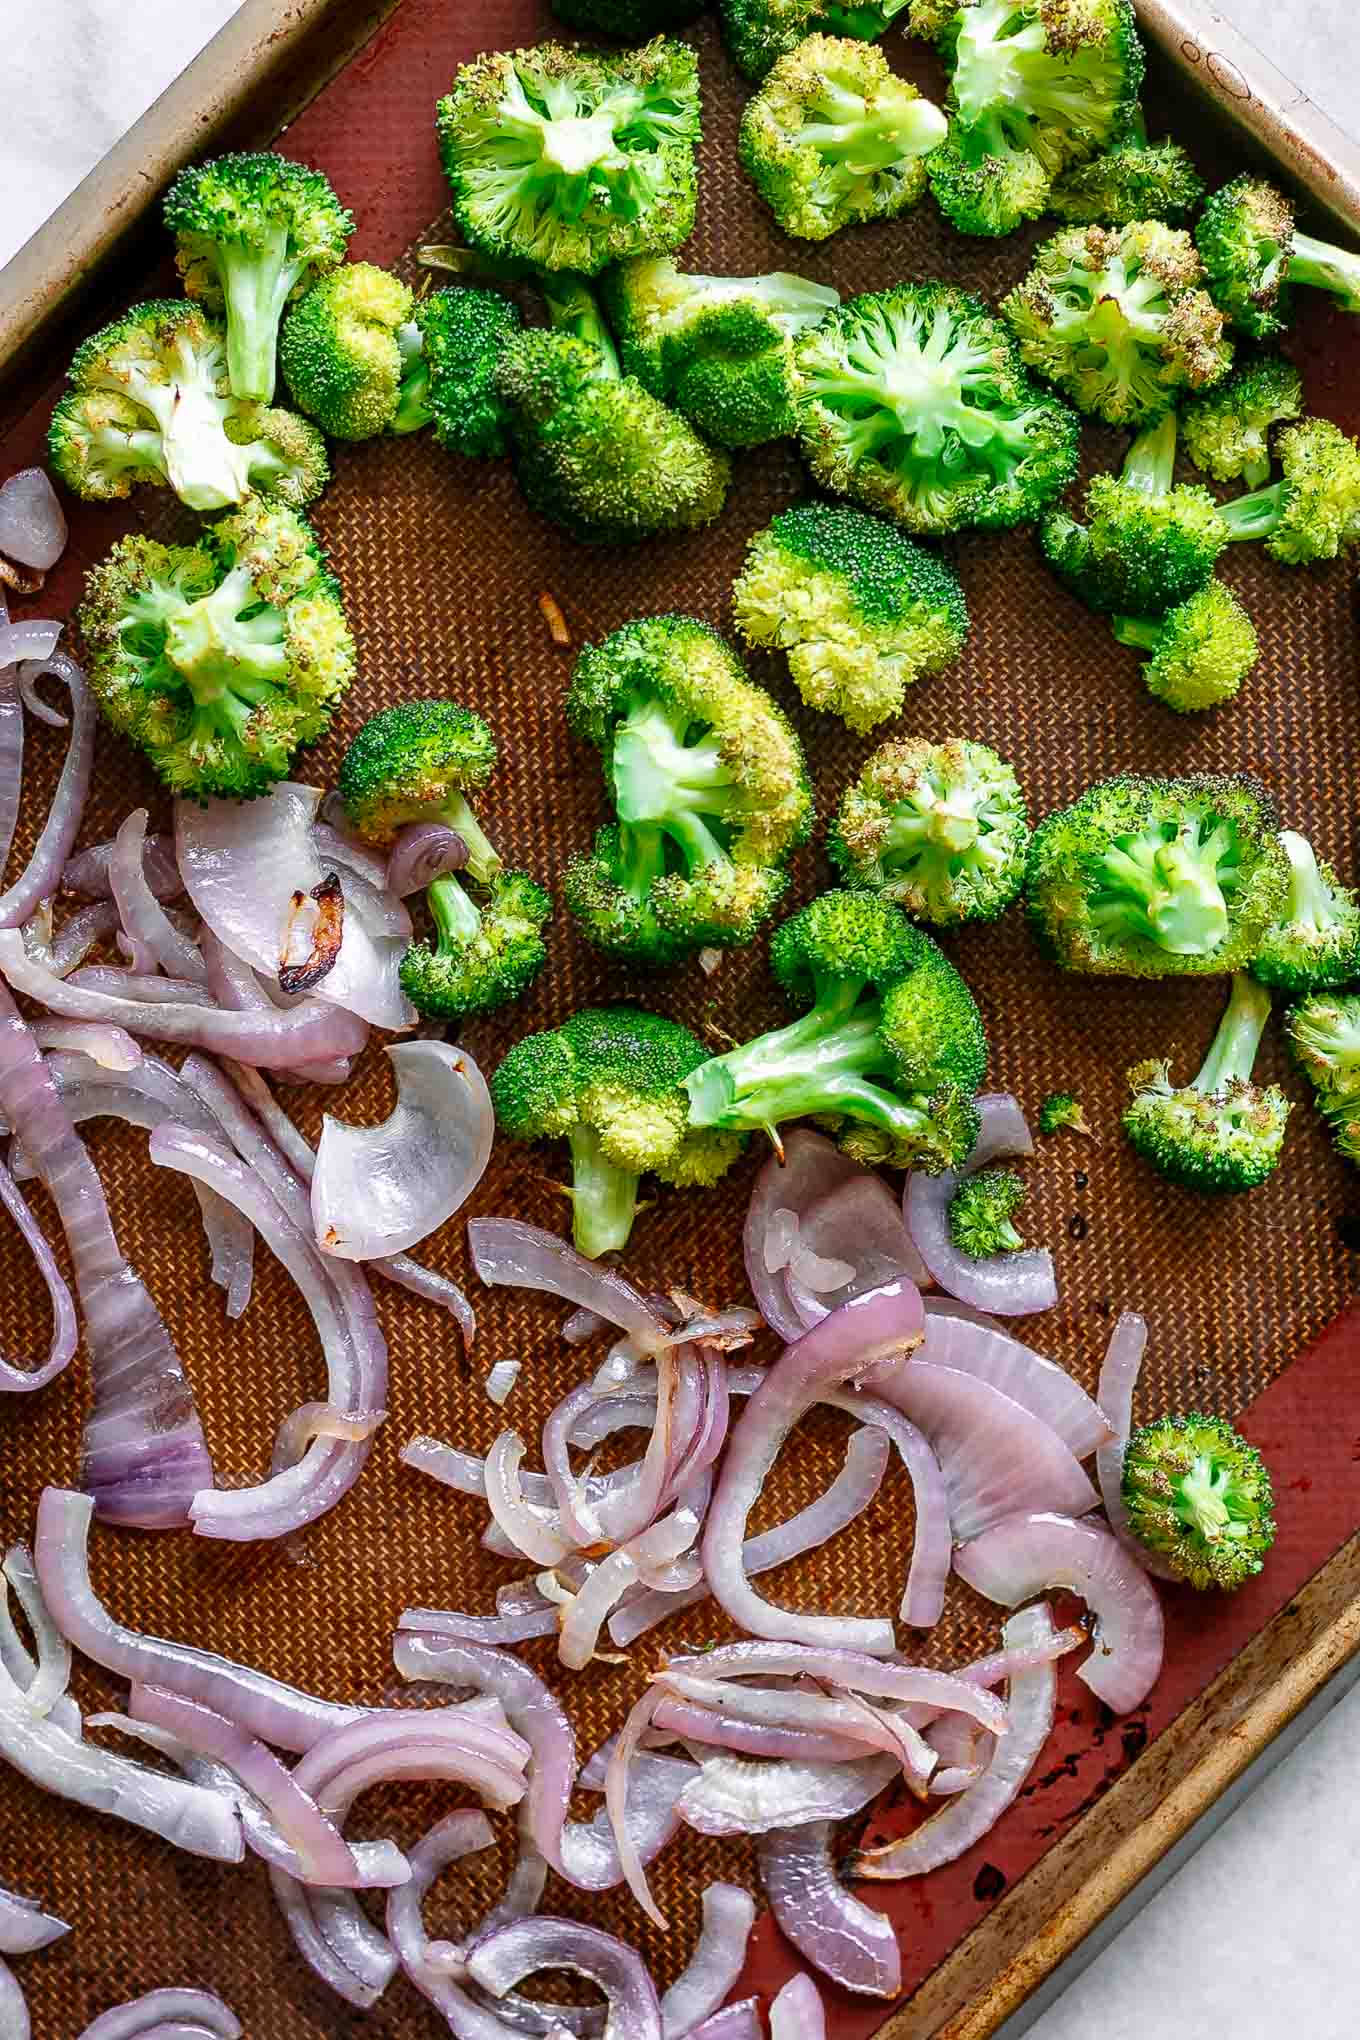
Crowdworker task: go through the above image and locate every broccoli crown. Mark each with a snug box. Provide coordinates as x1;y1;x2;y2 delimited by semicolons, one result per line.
738;35;948;243
551;0;705;34
731;502;968;734
719;0;912;83
399;870;551;1022
435;39;700;278
1042;414;1228;618
1195;176;1296;339
163;151;354;403
1252;831;1360;997
948;1167;1026;1257
1038;1090;1091;1136
792;282;1080;536
1180;354;1303;487
337;698;500;854
830;737;1030;927
395;287;524;456
1025;772;1287;977
1287;991;1360;1111
682;890;986;1172
1122;1413;1275;1589
77;501;353;802
494;329;731;545
277;263;413;440
1114;581;1259;714
1048;134;1206;228
1123;972;1288;1193
48;299;328;513
1002;222;1233;427
1219;417;1360;567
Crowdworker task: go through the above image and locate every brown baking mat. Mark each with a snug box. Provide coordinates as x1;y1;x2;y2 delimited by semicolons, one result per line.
1;4;1359;2035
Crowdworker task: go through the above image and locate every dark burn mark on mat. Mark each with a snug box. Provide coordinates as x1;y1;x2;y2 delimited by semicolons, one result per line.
972;1862;1007;1903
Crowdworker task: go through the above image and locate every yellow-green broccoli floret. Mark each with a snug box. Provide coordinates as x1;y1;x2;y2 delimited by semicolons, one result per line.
1122;1413;1275;1589
1112;581;1259;714
948;1167;1026;1257
1288;993;1360;1166
1180;355;1303;487
1196;175;1360;339
1038;1091;1092;1136
830;738;1030;926
391;287;524;456
719;0;914;82
1123;972;1289;1193
1217;417;1360;567
278;263;414;440
1251;831;1360;997
1047;116;1205;227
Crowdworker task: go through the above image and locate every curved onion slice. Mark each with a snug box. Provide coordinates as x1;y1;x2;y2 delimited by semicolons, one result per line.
1096;1312;1180;1582
769;1973;827;2040
678;1754;899;1839
0;622;60;670
386;820;469;897
0;1155;77;1393
785;1174;931;1329
65;832;180;902
77;1990;240;2040
743;1133;868;1340
919;1312;1111;1460
469;1219;672;1349
0;655;96;933
388;1809;498;2018
31;1021;141;1070
312;1041;492;1260
110;809;206;984
658;1884;754;2038
759;1821;899;1998
465;1918;662;2040
905;1094;1057;1316
0;1886;67;1957
954;1510;1164;1713
0;471;66;571
681;2009;762;2040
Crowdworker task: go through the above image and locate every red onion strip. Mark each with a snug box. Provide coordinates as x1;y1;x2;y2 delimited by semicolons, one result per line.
76;1991;240;2040
401;1603;561;1647
743;1133;864;1341
0;1546;73;1725
655;1672;936;1784
0;672;21;885
558;1499;706;1673
0;655;95;931
663;1643;1008;1731
918;1312;1112;1460
385;820;470;897
905;1094;1058;1316
678;2007;762;2040
0;1885;68;1957
110;810;206;984
658;1885;754;2039
269;1866;398;2010
65;832;181;903
469;1219;671;1350
1096;1312;1180;1581
0;1154;77;1392
649;1697;868;1767
678;1752;900;1837
29;1021;141;1070
759;1821;900;1998
0;470;66;571
387;1809;498;2020
770;1972;826;2040
465;1919;662;2040
199;934;351;1086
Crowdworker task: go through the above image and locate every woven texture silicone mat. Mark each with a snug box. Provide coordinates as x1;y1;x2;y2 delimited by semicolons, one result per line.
2;3;1360;2034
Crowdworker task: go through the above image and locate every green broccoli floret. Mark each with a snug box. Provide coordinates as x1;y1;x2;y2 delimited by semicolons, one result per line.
1251;833;1360;998
77;500;353;801
1123;972;1288;1193
551;0;704;33
163;151;354;403
1047;113;1205;227
718;0;913;82
1122;1413;1275;1589
390;287;524;456
948;1167;1026;1256
47;300;328;512
1180;355;1304;487
1196;175;1360;339
791;282;1080;535
1025;773;1287;978
1038;1091;1092;1136
563;615;812;966
277;263;413;440
1002;222;1233;426
435;39;700;278
731;502;968;732
1112;581;1259;714
927;0;1144;240
738;36;947;241
1288;995;1360;1167
1217;417;1360;566
338;700;550;1021
681;891;986;1171
830;738;1030;926
492;1007;743;1258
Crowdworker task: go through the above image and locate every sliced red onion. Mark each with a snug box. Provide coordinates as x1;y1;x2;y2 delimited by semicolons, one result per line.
77;1991;240;2040
770;1970;826;2040
651;1696;868;1766
270;1866;399;2009
563;1306;607;1345
67;967;217;1005
402;1603;561;1647
678;2007;762;2040
110;810;205;985
0;1886;67;1957
30;1020;141;1070
0;471;65;571
559;1503;705;1672
0;1154;76;1392
64;832;181;903
465;1918;662;2040
469;1219;671;1349
759;1820;899;1998
954;1510;1165;1712
29;903;122;980
654;1884;754;2039
679;1754;899;1838
198;934;347;1086
785;1174;932;1331
666;1642;1008;1726
1097;1312;1180;1581
0;674;21;889
311;825;413;943
0;655;96;933
17;664;69;728
386;820;470;897
905;1094;1057;1316
919;1312;1111;1460
0;622;61;670
486;1360;522;1405
0;1545;73;1724
388;1809;497;2020
743;1133;865;1340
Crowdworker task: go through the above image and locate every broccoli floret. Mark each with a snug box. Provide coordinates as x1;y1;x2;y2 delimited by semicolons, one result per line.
792;282;1080;535
390;287;524;455
1180;355;1304;487
337;700;550;1021
1038;1091;1092;1136
1002;222;1233;426
1123;972;1288;1193
435;39;700;278
551;0;704;33
1122;1413;1275;1589
1252;832;1360;997
563;616;812;966
1025;773;1287;978
163;151;354;403
948;1167;1026;1256
738;36;947;242
492;1007;743;1258
830;738;1030;926
277;263;413;440
719;0;913;82
48;300;328;512
731;503;968;733
1112;581;1259;714
1196;175;1360;339
1217;417;1360;566
681;891;985;1171
77;500;353;801
1047;113;1205;227
1289;997;1360;1169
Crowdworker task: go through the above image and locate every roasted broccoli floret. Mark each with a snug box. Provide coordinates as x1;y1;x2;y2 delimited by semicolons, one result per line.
77;500;353;802
718;0;913;82
1288;995;1360;1166
1002;222;1233;427
338;700;550;1020
738;36;947;241
1047;112;1205;228
1026;773;1287;978
792;282;1080;535
492;1007;743;1258
731;502;968;733
681;890;986;1171
1122;1413;1275;1589
1112;581;1259;714
277;263;414;440
600;256;839;448
1252;833;1360;997
830;738;1030;926
927;0;1144;239
948;1167;1026;1257
1180;355;1303;487
1216;417;1360;567
48;300;328;512
563;615;812;966
1038;1091;1092;1136
163;151;354;403
1123;972;1288;1193
551;0;704;33
436;39;700;278
1196;175;1360;338
389;287;524;456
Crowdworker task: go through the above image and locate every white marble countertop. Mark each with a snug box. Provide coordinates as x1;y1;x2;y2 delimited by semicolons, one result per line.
3;4;1358;2037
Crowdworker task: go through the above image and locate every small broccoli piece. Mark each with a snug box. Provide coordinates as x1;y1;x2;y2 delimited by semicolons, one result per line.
1251;833;1360;997
1047;113;1205;227
1026;773;1287;978
948;1167;1026;1257
1289;997;1360;1169
163;151;354;403
1002;222;1233;427
1196;175;1360;339
718;0;913;83
927;0;1144;240
1217;417;1360;567
792;282;1080;535
338;700;550;1021
830;738;1030;926
1122;1413;1275;1589
277;264;413;440
390;287;524;456
436;39;700;278
551;0;704;33
1038;1091;1092;1136
492;1007;742;1258
738;36;947;242
77;500;353;801
1123;972;1288;1193
563;615;812;966
681;890;986;1171
1180;355;1303;487
731;502;968;733
48;300;328;512
1112;581;1259;714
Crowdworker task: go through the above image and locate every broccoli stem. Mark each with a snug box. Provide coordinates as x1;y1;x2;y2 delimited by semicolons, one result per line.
541;274;621;378
1120;410;1177;498
162;565;289;702
216;229;305;402
1278;829;1341;937
434;795;501;887
1174;1451;1249;1544
611;697;740;867
1287;230;1360;313
567;1124;640;1259
1192;972;1272;1096
797;83;945;170
428;870;484;950
1217;480;1285;542
1109;614;1162;652
391;323;432;435
1092;826;1234;956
